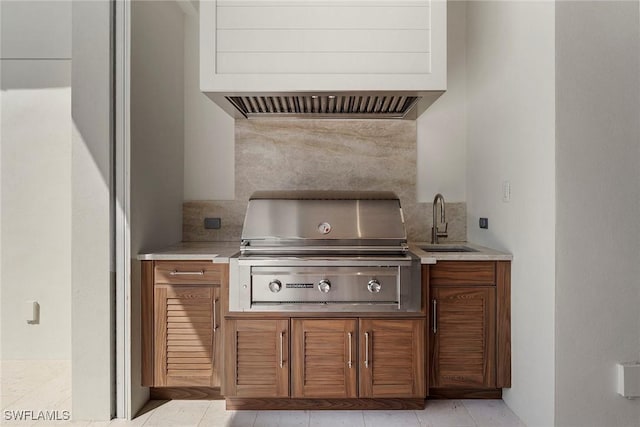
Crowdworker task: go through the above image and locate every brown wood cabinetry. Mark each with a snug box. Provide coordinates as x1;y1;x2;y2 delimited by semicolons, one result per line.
226;317;425;402
224;319;289;398
430;287;495;388
141;260;226;389
142;258;509;403
428;261;511;397
291;319;357;398
154;285;221;386
359;318;425;398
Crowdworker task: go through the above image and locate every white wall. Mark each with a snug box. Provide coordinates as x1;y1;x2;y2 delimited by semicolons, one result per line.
465;2;556;426
417;0;466;203
555;2;640;426
183;11;234;201
130;0;186;417
0;62;71;359
71;0;113;419
131;0;185;254
1;1;71;59
0;1;72;360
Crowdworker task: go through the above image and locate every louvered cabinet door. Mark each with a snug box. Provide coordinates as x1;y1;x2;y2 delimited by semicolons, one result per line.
430;287;496;388
359;319;426;398
225;319;289;397
154;285;220;387
291;319;357;398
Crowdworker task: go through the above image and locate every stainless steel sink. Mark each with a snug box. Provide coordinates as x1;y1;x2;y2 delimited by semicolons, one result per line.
419;245;478;253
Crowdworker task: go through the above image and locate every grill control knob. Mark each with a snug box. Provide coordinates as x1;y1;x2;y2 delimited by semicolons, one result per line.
367;279;382;293
318;279;331;293
268;280;282;293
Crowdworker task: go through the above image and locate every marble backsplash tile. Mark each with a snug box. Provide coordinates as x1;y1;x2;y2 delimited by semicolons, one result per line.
183;119;466;243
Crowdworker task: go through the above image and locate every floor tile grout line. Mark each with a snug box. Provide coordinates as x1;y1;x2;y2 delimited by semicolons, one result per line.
139;407;152;427
194;400;213;427
462;400;527;427
459;400;480;427
411;409;422;427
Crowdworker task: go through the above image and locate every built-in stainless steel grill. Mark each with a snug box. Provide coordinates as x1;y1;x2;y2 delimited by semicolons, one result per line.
229;191;421;312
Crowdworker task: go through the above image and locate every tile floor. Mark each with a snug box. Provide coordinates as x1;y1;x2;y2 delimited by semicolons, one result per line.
1;361;526;427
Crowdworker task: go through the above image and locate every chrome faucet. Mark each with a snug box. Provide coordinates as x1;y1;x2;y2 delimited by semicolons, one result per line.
431;193;448;244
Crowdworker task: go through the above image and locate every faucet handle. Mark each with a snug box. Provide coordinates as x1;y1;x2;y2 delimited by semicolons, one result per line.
436;222;448;237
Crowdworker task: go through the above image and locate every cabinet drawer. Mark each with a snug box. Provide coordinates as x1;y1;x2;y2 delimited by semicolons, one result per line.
154;261;222;285
430;261;495;286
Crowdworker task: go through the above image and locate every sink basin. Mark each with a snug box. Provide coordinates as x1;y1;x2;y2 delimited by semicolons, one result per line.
419;245;478;253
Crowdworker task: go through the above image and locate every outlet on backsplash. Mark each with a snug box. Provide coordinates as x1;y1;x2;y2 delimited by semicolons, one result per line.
204;217;221;229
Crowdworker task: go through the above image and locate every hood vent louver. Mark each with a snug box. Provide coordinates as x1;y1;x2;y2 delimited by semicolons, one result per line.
226;95;420;119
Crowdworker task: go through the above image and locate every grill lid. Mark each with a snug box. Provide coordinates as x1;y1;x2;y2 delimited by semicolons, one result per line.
241;191;407;253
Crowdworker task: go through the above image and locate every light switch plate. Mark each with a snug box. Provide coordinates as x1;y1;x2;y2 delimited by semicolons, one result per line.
617;362;640;398
24;300;39;324
503;180;511;202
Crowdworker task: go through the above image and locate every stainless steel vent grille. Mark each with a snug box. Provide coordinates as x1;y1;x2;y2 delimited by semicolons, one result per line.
226;95;420;119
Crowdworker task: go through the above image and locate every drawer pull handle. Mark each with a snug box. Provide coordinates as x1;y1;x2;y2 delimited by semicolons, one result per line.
213;298;218;332
169;270;204;276
364;332;370;368
279;331;285;368
347;332;353;368
432;299;437;334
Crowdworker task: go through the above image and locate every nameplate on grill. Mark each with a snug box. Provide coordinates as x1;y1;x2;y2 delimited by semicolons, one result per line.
286;283;314;289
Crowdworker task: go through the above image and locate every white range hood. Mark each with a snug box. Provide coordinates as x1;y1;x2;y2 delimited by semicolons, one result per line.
199;0;447;119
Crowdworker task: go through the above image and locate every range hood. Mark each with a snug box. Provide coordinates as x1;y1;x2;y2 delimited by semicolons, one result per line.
206;91;445;120
200;0;447;120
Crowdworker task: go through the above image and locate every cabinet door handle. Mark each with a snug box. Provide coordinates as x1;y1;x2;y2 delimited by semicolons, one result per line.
213;298;218;332
432;299;437;334
364;332;370;368
347;332;353;368
169;270;204;276
279;331;285;368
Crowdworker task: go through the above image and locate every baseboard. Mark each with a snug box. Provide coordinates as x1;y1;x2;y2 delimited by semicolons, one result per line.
225;398;425;410
428;388;502;399
150;387;224;400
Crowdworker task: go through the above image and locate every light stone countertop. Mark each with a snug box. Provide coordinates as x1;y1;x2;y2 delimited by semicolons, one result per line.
136;241;239;263
409;241;513;264
138;241;512;264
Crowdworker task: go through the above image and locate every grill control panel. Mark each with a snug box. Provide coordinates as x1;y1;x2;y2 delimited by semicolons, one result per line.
251;266;399;304
230;256;421;313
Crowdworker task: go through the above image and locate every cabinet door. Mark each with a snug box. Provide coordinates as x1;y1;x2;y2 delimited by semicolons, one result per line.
154;285;220;387
291;319;357;398
359;318;426;398
431;287;496;388
225;319;289;397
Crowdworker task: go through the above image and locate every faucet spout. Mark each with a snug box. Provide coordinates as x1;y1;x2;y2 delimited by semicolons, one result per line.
431;193;448;244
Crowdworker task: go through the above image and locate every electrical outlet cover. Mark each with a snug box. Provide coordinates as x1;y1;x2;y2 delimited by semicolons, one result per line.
204;217;221;229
